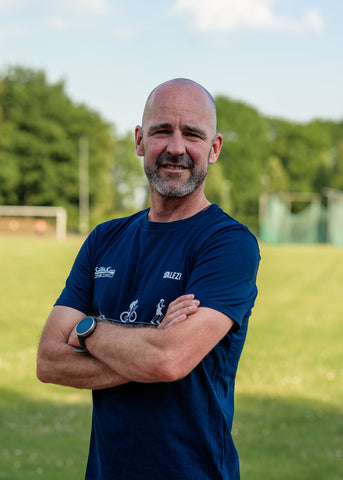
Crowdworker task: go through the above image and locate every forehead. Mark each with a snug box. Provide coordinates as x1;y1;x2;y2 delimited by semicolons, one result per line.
143;83;216;132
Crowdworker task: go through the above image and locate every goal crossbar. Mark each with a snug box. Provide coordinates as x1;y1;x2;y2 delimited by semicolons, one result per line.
0;205;67;240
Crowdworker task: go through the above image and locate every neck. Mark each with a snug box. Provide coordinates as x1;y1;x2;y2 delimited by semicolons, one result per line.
148;191;211;222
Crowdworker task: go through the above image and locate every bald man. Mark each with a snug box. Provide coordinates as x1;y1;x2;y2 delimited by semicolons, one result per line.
37;78;260;480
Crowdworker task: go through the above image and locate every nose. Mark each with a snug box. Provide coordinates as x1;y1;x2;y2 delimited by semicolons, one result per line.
166;132;186;156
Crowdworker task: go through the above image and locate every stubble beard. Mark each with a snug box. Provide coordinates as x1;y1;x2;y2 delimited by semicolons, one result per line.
144;153;209;198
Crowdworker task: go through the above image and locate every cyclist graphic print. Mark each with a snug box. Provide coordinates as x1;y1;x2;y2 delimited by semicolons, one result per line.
119;298;166;326
120;300;138;323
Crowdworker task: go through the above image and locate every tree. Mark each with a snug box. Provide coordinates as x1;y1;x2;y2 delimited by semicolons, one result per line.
112;133;147;214
215;96;269;231
330;121;343;191
1;65;342;235
266;118;334;193
0;66;115;230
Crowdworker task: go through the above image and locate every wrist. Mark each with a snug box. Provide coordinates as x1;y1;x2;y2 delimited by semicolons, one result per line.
75;316;97;353
74;316;112;353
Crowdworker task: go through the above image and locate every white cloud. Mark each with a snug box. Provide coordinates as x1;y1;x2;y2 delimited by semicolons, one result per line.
171;0;324;34
0;0;24;11
0;0;113;17
55;0;112;17
46;16;72;30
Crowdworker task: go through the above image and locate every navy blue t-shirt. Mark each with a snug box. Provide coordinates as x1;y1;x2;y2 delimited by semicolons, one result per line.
56;204;260;480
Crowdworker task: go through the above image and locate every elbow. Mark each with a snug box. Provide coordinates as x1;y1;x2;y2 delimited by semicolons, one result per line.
36;357;52;384
151;351;189;383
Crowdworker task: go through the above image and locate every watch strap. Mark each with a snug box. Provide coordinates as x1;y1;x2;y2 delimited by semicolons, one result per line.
78;335;88;351
96;317;113;324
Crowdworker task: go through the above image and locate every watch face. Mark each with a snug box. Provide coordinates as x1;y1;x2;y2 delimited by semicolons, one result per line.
76;316;96;336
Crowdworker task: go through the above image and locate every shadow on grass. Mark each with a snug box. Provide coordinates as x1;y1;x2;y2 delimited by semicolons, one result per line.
234;394;343;480
0;388;92;480
0;388;342;480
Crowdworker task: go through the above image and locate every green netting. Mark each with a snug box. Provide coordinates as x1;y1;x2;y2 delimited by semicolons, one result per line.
259;194;341;245
327;195;343;246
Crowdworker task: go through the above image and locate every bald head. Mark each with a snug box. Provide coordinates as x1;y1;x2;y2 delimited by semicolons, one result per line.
142;78;217;135
135;77;223;199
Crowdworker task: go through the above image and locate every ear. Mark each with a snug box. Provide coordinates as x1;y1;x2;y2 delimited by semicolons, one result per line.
135;126;145;157
208;133;223;165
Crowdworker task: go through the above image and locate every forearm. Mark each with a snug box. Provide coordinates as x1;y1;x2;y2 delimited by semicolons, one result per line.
81;295;201;383
84;323;173;383
83;304;233;384
37;339;130;390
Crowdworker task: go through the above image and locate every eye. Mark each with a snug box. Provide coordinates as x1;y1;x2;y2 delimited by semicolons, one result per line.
155;129;170;135
183;127;206;139
185;131;203;140
150;128;172;137
187;132;200;138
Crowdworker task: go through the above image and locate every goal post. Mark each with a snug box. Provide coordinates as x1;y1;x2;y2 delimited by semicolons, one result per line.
0;205;67;240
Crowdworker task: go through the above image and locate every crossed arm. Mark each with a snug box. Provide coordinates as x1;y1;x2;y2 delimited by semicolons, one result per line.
36;295;234;390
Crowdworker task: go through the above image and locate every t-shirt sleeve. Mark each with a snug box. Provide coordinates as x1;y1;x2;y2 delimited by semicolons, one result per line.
185;226;260;331
54;231;95;314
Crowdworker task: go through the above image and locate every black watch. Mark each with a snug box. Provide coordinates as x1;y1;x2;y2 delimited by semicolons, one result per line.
75;316;97;353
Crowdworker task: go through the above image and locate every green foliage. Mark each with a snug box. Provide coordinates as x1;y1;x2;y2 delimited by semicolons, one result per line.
0;64;342;234
263;155;290;193
0;237;342;479
0;66;115;230
266;118;335;193
331;138;343;190
215;96;269;230
205;161;232;213
112;132;148;214
214;96;343;231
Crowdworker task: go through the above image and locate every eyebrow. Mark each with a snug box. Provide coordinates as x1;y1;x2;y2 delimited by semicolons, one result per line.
148;123;208;139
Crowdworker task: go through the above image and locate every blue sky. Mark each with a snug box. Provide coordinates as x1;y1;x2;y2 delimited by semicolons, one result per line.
0;0;341;134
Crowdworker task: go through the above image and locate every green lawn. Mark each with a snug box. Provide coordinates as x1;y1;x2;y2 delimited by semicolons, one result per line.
1;237;342;479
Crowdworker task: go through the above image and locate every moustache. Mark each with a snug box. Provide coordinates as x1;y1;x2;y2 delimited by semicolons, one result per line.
156;153;193;169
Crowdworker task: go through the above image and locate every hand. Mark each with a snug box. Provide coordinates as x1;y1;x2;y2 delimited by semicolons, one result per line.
67;326;81;349
158;294;200;329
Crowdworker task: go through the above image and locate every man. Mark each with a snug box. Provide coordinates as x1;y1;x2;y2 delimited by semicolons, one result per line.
37;78;260;479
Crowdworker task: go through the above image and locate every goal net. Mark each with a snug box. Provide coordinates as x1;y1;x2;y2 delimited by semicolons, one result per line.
259;191;343;246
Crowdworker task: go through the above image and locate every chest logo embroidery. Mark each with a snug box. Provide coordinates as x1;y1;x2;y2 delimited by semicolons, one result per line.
94;266;116;279
163;271;182;280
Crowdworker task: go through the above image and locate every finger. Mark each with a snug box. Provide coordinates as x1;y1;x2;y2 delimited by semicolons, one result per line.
167;298;200;315
158;313;187;329
159;302;199;329
164;302;198;322
164;314;187;329
167;294;195;309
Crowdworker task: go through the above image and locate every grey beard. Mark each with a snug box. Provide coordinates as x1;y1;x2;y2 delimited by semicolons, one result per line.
145;164;208;198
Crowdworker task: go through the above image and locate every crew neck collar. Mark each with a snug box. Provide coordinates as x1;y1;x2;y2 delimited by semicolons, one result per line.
141;204;218;230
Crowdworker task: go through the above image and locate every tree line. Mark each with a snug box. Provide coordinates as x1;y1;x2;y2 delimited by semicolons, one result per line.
0;66;342;233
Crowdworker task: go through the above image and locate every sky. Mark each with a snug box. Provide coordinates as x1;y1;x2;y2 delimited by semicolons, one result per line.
0;0;342;135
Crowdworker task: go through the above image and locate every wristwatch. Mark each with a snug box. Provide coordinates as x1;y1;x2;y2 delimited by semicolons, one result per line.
75;316;97;353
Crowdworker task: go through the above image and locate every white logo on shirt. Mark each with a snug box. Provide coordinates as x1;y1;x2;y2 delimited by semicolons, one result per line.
151;299;166;325
94;266;116;279
163;271;182;280
120;300;138;323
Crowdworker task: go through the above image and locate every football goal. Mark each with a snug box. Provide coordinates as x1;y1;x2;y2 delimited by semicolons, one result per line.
0;206;67;240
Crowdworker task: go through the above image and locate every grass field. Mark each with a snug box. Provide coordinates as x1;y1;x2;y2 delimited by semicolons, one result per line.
0;236;342;479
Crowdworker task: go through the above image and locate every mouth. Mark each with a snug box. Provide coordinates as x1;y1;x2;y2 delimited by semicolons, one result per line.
161;163;188;171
